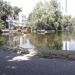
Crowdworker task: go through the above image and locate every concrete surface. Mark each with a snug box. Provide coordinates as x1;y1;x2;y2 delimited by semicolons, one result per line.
0;50;75;75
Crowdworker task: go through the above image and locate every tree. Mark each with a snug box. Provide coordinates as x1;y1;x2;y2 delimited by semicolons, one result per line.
27;0;62;30
0;0;21;28
13;6;21;20
62;16;72;28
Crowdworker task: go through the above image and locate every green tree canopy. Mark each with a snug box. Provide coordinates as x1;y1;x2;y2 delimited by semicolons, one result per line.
27;0;62;30
0;0;21;28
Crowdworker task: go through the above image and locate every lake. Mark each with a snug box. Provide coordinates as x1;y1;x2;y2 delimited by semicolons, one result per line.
0;31;75;51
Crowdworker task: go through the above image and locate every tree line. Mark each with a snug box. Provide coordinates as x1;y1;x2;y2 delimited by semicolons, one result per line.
27;0;75;31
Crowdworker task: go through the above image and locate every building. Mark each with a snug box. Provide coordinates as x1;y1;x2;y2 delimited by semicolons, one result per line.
18;12;26;26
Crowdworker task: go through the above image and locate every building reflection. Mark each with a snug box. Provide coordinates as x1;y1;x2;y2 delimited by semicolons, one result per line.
6;34;34;49
62;40;75;50
7;34;20;48
62;41;69;50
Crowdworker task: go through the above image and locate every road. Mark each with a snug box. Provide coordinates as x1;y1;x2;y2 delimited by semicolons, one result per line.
0;50;75;75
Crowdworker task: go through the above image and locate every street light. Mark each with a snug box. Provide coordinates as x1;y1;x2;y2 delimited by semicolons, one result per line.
65;0;68;15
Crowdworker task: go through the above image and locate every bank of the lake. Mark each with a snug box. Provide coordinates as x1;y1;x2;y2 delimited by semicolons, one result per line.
1;48;75;75
1;31;75;60
1;47;75;60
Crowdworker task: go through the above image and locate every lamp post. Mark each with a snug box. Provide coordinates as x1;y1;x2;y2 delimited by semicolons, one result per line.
65;0;68;15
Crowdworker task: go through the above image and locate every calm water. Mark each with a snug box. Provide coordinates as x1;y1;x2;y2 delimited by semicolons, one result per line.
0;32;75;51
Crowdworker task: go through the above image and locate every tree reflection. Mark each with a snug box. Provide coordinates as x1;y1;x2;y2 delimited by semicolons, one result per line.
1;31;75;50
27;33;63;50
0;35;8;46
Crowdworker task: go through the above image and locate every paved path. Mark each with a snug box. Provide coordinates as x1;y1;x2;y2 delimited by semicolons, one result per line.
0;50;75;75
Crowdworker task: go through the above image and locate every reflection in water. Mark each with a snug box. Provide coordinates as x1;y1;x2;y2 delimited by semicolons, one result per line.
27;33;63;50
63;40;75;50
4;34;34;49
0;35;8;46
0;32;75;50
63;41;69;50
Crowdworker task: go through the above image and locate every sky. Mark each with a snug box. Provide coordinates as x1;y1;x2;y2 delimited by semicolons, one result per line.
68;0;75;17
4;0;49;17
59;0;75;17
4;0;75;17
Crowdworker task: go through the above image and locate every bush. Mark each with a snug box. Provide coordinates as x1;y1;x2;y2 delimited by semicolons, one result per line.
0;23;5;29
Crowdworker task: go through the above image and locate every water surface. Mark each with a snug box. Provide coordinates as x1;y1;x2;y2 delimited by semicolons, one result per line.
0;32;75;51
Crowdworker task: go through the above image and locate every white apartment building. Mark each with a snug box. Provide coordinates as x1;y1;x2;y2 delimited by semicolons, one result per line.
18;12;26;26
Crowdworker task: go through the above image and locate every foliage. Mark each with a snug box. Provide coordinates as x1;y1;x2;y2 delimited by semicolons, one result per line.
13;6;21;20
62;16;72;26
71;18;75;25
0;23;5;29
0;20;5;29
27;0;62;30
0;36;7;45
0;0;21;28
27;0;75;31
